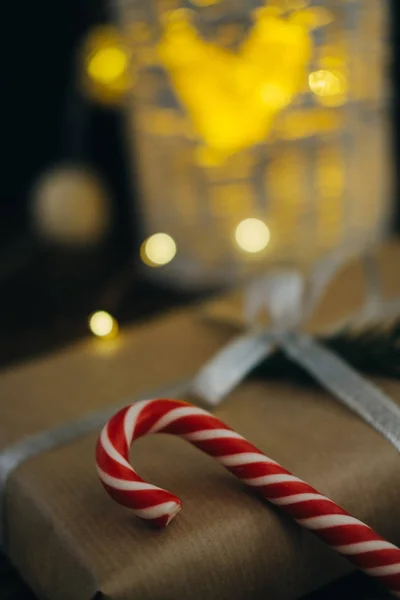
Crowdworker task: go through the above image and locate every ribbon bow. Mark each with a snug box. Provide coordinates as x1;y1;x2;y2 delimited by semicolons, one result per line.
191;256;400;453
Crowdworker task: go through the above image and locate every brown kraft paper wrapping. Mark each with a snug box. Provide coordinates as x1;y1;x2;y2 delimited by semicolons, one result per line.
1;242;400;600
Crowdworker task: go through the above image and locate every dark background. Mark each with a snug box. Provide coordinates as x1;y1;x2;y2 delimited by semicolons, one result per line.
1;0;197;366
1;0;400;367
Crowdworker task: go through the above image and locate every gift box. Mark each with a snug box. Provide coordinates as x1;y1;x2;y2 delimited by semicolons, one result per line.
1;243;400;600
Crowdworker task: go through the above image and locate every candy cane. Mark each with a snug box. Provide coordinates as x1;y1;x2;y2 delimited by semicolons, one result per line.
96;399;400;597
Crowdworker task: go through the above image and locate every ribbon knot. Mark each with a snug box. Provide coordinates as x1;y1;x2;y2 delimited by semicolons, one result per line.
191;255;400;457
245;270;305;332
192;255;344;405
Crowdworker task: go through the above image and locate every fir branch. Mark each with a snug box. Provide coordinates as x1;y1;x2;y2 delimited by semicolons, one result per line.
250;320;400;384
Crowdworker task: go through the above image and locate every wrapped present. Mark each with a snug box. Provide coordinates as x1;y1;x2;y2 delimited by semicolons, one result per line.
1;243;400;600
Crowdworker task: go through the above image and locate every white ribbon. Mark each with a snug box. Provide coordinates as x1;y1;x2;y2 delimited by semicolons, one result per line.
192;255;400;454
192;254;344;405
190;269;306;405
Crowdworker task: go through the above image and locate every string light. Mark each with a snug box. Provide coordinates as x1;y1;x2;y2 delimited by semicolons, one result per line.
235;218;270;254
309;69;347;106
82;26;131;105
89;311;119;339
141;233;177;267
87;46;128;85
158;8;312;160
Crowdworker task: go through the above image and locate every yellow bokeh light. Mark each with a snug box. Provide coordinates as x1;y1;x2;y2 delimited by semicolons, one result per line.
89;311;119;339
260;83;293;110
87;46;128;85
82;26;132;106
235;218;270;254
158;9;312;160
141;233;177;267
189;0;222;5
309;69;347;106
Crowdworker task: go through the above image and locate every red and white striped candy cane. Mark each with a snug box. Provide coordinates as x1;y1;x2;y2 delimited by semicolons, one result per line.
96;399;400;597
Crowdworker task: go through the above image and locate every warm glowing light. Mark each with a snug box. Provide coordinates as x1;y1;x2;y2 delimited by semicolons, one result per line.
260;83;292;110
141;233;177;266
82;26;132;105
309;70;347;106
235;219;270;253
189;0;222;5
309;70;341;96
158;9;312;161
87;46;128;85
89;311;118;339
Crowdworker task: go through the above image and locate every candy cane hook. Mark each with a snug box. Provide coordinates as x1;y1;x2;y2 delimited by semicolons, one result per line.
96;399;400;597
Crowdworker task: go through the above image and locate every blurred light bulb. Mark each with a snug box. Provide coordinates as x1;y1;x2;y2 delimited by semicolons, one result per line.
235;219;270;253
309;70;347;106
87;46;128;85
189;0;222;5
89;311;118;339
82;26;131;106
141;233;177;267
261;84;292;110
31;166;111;248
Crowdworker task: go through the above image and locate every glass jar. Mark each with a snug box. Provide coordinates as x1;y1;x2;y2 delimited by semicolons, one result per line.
114;0;391;288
